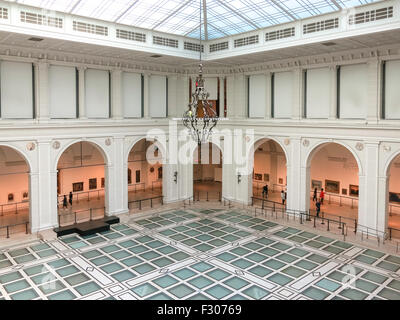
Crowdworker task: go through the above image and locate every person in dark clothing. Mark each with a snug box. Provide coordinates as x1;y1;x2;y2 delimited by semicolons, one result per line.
313;188;317;202
262;185;269;198
316;200;321;218
69;192;73;206
320;188;325;205
281;190;286;205
63;195;68;209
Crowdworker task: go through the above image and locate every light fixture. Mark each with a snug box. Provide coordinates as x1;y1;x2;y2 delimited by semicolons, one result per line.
182;0;218;146
173;171;178;183
237;172;242;184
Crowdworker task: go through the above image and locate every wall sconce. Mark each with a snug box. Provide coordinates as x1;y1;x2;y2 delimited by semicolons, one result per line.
237;172;242;184
173;171;178;183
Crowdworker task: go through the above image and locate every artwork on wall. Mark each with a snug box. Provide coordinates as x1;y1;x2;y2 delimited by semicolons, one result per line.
389;192;400;203
349;184;359;197
89;178;97;190
73;182;84;192
325;180;340;194
101;178;105;188
342;188;347;195
158;167;163;180
8;193;14;202
279;178;283;185
254;173;262;181
136;170;141;183
150;167;155;173
311;180;322;190
128;169;132;185
264;174;269;182
22;191;29;201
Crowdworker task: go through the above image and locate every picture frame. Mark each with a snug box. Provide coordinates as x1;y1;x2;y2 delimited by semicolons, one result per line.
22;191;29;201
254;173;262;181
264;174;269;182
325;180;340;194
128;169;132;185
89;178;97;190
101;178;105;189
158;167;163;180
311;180;322;190
279;178;283;185
73;182;84;192
342;188;347;195
389;192;400;203
8;193;14;202
349;184;359;197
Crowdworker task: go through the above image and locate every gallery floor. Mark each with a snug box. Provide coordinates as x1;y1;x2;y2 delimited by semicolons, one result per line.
0;206;400;300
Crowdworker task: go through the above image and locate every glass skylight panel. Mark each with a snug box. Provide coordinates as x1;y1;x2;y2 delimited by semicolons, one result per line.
5;0;385;39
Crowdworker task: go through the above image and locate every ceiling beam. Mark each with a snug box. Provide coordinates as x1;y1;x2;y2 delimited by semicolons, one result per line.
208;22;230;37
114;0;140;23
202;0;208;41
269;0;297;21
215;0;260;30
330;0;342;10
151;0;193;30
184;22;202;37
69;0;83;14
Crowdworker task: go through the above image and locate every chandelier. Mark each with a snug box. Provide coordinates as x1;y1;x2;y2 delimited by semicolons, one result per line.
182;0;218;145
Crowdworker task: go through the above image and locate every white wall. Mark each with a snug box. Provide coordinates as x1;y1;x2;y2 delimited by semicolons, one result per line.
149;75;167;118
384;60;400;119
274;71;293;118
249;74;267;118
85;69;110;118
122;72;142;118
49;65;77;119
192;77;218;100
339;64;368;119
306;68;330;119
1;61;33;119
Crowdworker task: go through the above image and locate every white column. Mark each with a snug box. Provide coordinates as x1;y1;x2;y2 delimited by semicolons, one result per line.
292;68;303;120
265;72;272;120
219;76;225;118
234;74;247;118
78;67;87;119
29;171;40;233
226;75;235;119
367;59;380;124
167;75;177;118
329;65;337;120
143;73;150;119
36;62;50;121
377;174;389;234
288;138;302;211
111;69;123;120
358;142;381;233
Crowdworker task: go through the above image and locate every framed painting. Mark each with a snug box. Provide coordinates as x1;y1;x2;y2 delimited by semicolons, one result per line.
264;174;269;182
342;188;347;195
279;178;283;185
349;184;359;197
22;191;29;201
325;180;340;194
101;178;105;188
254;173;262;181
8;193;14;202
73;182;84;192
389;192;400;203
89;178;97;190
311;180;322;190
128;169;132;185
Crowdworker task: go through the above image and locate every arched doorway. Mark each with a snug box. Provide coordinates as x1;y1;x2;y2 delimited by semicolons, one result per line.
127;139;163;210
193;142;222;201
386;153;400;238
308;143;359;224
0;146;31;235
252;139;287;204
56;142;106;226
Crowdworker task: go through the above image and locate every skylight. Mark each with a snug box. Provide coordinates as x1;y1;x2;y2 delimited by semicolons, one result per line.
6;0;384;40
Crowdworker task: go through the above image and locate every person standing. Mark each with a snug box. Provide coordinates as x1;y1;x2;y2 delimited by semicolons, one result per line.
281;190;286;205
320;188;325;205
313;188;317;202
63;195;68;209
316;199;321;217
262;185;269;198
69;191;73;207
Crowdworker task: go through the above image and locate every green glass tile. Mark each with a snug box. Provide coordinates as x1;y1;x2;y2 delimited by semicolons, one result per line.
377;288;400;300
184;230;201;237
104;233;123;240
315;236;335;244
206;269;230;281
252;225;269;231
121;229;137;236
144;223;159;230
188;276;213;289
48;259;70;269
128;245;148;254
327;270;346;282
4;279;30;293
169;252;190;261
132;263;156;275
298;231;316;239
140;251;161;260
288;248;309;257
0;260;12;269
75;282;101;296
216;252;236;262
30;243;51;252
224;277;250;290
11;288;39;300
182;239;201;246
173;226;190;232
242;285;269;299
221;226;238;233
36;249;57;258
136;236;154;243
255;237;275;246
274;231;291;238
267;274;293;286
263;259;286;270
385;255;400;265
355;279;379;293
121;256;144;267
363;249;385;259
31;272;56;285
24;265;46;276
194;244;214;252
173;268;197;280
56;265;80;277
230;247;250;256
377;261;399;272
146;240;164;249
60;236;80;244
132;283;158;298
271;242;291;251
276;253;297;263
160;230;176;236
147;293;173;300
65;273;90;286
361;271;387;284
315;279;341;292
39;280;65;295
48;290;76;300
289;235;308;243
111;270;136;282
0;271;22;284
168;284;195;299
69;241;88;249
170;234;188;241
153;275;179;288
100;262;124;274
302;287;330;300
307;254;328;264
305;240;325;249
388;279;400;291
208;239;227;247
231;259;254;269
259;247;280;257
339;288;368;300
0;253;6;260
14;254;36;264
206;285;233;299
91;256;112;266
234;231;251;237
243;242;263;250
248;266;272;277
246;253;267;263
110;250;131;260
332;241;352;249
152;257;174;268
295;260;318;270
282;266;306;278
87;237;106;245
196;234;214;241
157;246;177;255
191;262;213;272
209;230;226;237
